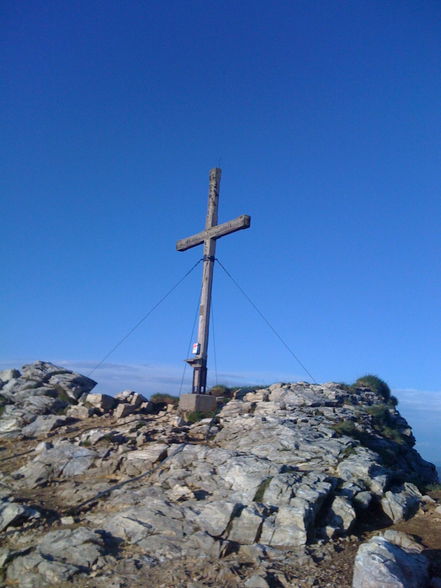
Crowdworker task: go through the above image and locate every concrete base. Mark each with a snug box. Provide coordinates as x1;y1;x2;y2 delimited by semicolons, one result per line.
179;394;217;413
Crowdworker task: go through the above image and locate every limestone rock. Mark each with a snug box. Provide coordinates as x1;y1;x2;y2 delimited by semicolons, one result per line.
22;415;67;437
0;413;26;436
34;441;53;454
48;372;96;400
227;504;265;544
114;403;136;418
38;527;105;567
86;392;116;411
352;535;429;588
245;574;270;587
337;448;389;495
6;527;105;587
15;441;97;488
0;364;438;587
195;501;238;536
66;404;96;419
182;530;225;558
381;530;424;553
261;500;311;547
0;377;40;399
89;501;191;557
7;551;81;587
324;494;356;536
21;361;67;381
353;490;373;510
0;368;20;382
0;500;40;532
121;443;168;475
0;361;98;440
381;483;422;523
116;389;147;407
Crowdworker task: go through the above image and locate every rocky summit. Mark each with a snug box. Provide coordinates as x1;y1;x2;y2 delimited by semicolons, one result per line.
0;361;440;587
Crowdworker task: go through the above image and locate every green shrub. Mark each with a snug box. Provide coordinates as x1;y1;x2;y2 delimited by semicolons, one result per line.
150;393;179;406
186;410;216;423
381;426;406;444
354;375;391;402
209;385;231;398
331;420;372;445
365;404;406;445
366;404;390;421
332;420;358;437
424;483;441;498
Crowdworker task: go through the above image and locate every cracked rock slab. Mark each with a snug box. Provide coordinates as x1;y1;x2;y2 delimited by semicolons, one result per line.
352;535;429;588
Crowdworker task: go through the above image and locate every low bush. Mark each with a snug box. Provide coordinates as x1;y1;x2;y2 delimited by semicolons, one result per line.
150;393;179;406
366;404;407;445
424;483;441;499
381;426;406;444
186;410;216;424
366;404;390;421
208;385;231;398
354;375;392;402
332;420;359;437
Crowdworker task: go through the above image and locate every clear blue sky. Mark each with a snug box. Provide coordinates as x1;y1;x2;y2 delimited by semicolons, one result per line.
2;1;440;463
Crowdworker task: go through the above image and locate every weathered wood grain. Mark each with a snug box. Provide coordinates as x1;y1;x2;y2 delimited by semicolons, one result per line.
177;168;251;395
176;215;251;251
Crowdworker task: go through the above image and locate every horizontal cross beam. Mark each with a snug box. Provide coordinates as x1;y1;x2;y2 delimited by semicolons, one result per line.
176;214;251;252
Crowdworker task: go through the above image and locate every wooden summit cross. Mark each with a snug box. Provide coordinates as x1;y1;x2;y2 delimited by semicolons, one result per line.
176;168;251;399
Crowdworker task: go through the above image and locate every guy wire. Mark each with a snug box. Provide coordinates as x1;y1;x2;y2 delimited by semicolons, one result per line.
87;258;203;378
215;258;317;384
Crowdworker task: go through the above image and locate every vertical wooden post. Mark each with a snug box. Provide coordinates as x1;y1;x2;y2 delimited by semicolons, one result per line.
176;168;250;399
192;168;221;394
